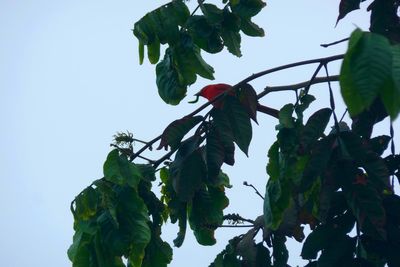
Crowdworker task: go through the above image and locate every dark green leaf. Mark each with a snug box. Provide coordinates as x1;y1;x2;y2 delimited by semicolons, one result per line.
240;18;265;37
317;235;356;267
231;0;266;19
301;212;355;260
380;44;400;119
278;104;294;129
223;96;252;155
186;15;224;54
206;126;225;181
142;234;173;267
156;49;187;105
238;83;258;123
336;0;364;24
340;30;393;116
272;234;288;267
200;3;224;24
189;186;229;245
170;138;206;201
74;187;98;220
103;150;142;188
344;182;387;240
300;136;335;192
300;108;332;149
147;39;160;64
158;115;203;150
221;11;242;56
211;108;236;165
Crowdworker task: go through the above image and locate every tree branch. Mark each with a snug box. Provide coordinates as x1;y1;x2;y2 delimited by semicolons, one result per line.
257;75;339;99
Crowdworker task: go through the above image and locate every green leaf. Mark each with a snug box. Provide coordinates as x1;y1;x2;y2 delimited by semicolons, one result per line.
200;3;224;24
189;186;229;245
133;0;190;47
344;182;387;240
156;49;187;105
186;15;224;54
142;234;173;267
68;229;94;267
138;41;144;65
340;131;390;190
206;126;226;181
240;18;265;37
277;104;294;129
317;235;356;267
222;96;253;155
336;0;364;24
160;168;188;247
272;234;288;267
301;212;355;260
238;83;258;123
211;108;236;165
380;44;400;119
221;11;242;57
147;38;160;64
74;187;98;220
300;108;332;149
300;136;335;192
230;0;266;19
340;30;393;116
170;139;206;201
103;150;142;188
158;115;203;150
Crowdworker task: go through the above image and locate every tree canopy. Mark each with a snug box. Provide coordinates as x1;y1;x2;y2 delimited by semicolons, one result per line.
69;0;400;266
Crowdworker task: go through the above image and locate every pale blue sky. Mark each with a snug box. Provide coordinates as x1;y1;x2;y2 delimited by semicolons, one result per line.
1;1;397;266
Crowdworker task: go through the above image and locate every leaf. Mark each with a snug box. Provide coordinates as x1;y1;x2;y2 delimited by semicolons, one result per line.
156;49;187;105
221;11;242;57
336;0;364;24
222;96;253;155
206;126;226;181
103;150;142;188
189;186;229;245
133;0;189;46
138;41;144;65
74;187;98;220
211;108;236;165
301;212;355;260
341;131;390;190
300;136;336;192
272;234;288;267
142;234;173;267
238;83;258;123
147;38;160;64
186;15;224;54
230;0;266;19
344;182;387;240
200;3;224;24
240;18;265;37
170;138;206;201
317;235;356;267
158;115;203;150
380;44;400;119
340;30;393;116
277;104;294;129
160;168;188;247
300;108;332;149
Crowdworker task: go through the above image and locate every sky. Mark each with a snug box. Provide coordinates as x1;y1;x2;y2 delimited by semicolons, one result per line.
1;0;398;266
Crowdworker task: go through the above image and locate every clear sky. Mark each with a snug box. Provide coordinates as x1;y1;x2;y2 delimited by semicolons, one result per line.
1;1;398;266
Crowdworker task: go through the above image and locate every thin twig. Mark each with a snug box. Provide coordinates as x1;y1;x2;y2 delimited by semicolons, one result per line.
257;75;339;99
243;181;264;200
320;38;349;48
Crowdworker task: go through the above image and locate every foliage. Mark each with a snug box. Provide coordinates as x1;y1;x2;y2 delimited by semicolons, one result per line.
70;0;400;266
